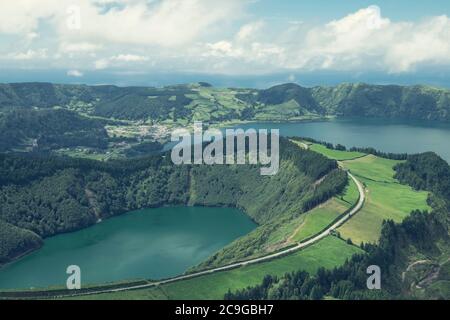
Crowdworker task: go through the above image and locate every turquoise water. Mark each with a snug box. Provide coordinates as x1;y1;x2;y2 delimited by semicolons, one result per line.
0;207;256;290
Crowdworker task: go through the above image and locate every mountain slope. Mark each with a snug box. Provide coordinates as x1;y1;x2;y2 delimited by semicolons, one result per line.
0;109;110;152
1;82;449;122
311;83;450;120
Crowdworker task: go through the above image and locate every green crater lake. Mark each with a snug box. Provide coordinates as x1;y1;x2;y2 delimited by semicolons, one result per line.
4;117;450;290
0;207;256;290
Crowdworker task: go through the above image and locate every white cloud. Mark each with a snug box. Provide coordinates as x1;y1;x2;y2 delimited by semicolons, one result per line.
0;0;59;35
287;5;393;70
111;54;149;62
286;6;450;72
201;6;450;74
0;0;244;46
26;32;40;41
95;58;110;70
206;41;239;57
93;54;149;69
67;69;84;77
236;21;264;41
60;42;102;53
384;15;450;72
0;3;449;74
6;49;48;60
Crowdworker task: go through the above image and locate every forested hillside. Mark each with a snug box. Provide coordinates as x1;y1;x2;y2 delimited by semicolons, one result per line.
0;82;196;122
0;109;110;152
1;82;449;123
311;83;450;120
239;83;450;121
0;138;347;265
0;220;42;265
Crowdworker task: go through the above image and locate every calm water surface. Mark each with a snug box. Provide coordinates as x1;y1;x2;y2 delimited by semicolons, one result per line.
0;207;256;289
236;118;450;162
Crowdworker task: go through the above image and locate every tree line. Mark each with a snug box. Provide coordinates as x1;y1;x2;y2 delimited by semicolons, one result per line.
291;136;408;160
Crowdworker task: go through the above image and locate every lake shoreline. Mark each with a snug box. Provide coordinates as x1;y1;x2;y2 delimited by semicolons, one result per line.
0;206;256;290
0;197;260;278
0;244;43;272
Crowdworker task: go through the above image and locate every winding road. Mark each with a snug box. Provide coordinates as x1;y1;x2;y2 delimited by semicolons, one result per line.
35;172;365;299
0;141;366;299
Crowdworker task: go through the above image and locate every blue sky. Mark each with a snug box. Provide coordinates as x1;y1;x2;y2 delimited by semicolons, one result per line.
253;0;450;22
0;0;449;87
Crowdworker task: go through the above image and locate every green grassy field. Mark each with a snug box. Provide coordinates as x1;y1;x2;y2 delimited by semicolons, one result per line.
309;144;366;161
289;175;360;242
339;175;360;205
185;87;247;123
337;155;430;244
303;146;431;245
343;155;400;182
72;236;362;300
266;172;360;246
292;199;348;242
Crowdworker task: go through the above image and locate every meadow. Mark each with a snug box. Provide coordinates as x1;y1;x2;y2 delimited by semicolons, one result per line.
307;148;431;244
73;236;362;300
309;144;366;161
264;165;360;246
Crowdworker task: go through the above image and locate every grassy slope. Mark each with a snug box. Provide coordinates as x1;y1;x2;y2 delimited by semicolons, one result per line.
277;141;361;242
309;144;365;161
339;175;360;205
290;178;360;242
185;87;247;123
72;236;362;300
339;155;430;244
306;147;431;245
342;155;398;183
267;176;359;245
291;198;348;242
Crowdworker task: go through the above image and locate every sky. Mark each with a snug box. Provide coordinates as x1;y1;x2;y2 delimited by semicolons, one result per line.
0;0;449;87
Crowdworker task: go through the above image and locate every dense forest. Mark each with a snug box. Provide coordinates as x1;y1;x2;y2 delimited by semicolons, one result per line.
0;138;347;265
0;82;196;121
0;220;42;265
395;153;450;206
225;152;450;300
239;83;450;121
0;109;111;152
1;82;449;123
312;83;450;120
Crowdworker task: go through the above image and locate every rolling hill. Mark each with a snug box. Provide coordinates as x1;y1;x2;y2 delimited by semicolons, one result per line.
1;82;449;123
